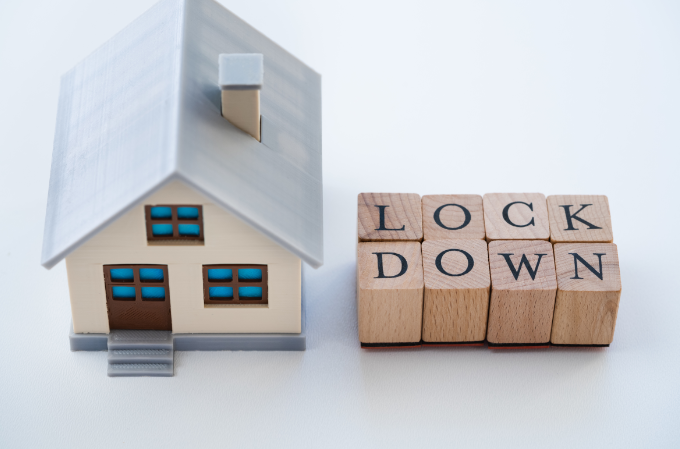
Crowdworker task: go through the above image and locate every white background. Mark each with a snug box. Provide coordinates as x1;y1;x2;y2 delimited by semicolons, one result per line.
1;0;679;447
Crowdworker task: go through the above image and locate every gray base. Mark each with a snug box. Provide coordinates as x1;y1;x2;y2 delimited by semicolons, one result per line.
70;296;306;353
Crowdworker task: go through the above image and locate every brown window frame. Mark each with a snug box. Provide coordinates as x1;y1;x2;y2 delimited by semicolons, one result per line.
202;264;268;305
144;204;204;242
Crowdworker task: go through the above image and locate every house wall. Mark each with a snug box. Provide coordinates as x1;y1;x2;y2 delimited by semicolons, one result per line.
65;180;301;334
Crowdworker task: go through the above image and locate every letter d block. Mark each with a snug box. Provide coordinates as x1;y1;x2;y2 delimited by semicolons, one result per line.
487;240;557;347
551;243;621;346
422;240;490;344
358;193;422;242
357;242;424;347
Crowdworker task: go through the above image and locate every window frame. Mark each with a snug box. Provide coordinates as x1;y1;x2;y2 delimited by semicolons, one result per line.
202;264;268;305
144;204;205;242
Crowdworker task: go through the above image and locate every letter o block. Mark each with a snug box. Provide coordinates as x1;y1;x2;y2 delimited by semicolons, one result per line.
421;240;490;344
422;194;485;240
483;193;550;241
357;242;424;347
551;243;621;346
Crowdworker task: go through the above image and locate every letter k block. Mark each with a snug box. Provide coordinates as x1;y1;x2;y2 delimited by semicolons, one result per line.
487;240;557;347
551;243;621;346
547;195;613;243
358;193;423;242
357;242;424;347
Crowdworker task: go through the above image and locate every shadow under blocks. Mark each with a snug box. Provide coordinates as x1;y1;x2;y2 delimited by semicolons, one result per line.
356;193;621;349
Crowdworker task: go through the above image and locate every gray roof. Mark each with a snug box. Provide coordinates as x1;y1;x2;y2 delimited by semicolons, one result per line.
41;0;323;269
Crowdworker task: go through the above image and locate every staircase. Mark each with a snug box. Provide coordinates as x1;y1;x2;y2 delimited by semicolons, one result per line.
107;330;174;377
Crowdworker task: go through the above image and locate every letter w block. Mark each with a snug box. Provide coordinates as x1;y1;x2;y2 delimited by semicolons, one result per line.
487;240;557;347
357;242;423;347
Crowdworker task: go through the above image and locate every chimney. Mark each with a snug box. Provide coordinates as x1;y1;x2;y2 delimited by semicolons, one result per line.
218;53;263;141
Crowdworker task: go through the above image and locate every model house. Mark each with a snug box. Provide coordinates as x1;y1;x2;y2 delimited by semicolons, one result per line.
41;0;322;375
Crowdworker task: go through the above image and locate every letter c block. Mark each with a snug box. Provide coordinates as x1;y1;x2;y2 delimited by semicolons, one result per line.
357;242;423;347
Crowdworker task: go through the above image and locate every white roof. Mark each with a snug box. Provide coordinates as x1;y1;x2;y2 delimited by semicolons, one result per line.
41;0;323;269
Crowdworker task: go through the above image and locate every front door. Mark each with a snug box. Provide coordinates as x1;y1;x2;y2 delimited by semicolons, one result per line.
104;265;172;330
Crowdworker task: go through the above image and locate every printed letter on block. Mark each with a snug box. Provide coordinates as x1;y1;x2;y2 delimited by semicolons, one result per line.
547;195;613;243
483;193;550;241
422;194;485;241
551;243;621;346
358;193;423;242
487;240;557;347
357;242;424;347
421;240;490;345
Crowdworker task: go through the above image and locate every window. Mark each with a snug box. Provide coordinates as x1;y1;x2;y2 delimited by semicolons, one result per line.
202;264;268;305
144;205;204;242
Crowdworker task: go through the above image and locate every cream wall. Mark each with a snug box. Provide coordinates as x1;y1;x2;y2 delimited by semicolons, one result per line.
65;180;301;334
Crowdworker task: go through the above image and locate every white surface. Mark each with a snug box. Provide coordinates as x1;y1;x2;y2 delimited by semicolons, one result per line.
0;0;679;447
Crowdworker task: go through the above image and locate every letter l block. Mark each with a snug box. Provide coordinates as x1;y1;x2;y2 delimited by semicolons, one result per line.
358;193;423;242
357;242;424;347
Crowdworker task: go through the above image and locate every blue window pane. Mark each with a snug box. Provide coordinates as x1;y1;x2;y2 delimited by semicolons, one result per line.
141;287;166;300
177;207;199;220
139;268;164;282
152;224;174;236
112;286;136;299
178;224;200;236
208;269;232;281
150;206;172;219
239;286;262;298
209;286;233;299
238;268;262;281
110;268;134;282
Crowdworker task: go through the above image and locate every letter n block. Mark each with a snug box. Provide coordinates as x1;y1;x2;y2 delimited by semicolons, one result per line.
422;195;485;240
357;242;424;347
551;243;621;346
358;193;422;242
547;195;613;243
421;240;490;345
483;193;550;241
487;240;557;347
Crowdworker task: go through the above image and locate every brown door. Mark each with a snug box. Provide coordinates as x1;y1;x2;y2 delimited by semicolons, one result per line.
104;265;172;330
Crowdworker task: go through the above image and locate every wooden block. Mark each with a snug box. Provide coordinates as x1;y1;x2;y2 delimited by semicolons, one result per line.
483;193;550;241
487;240;557;346
358;193;423;242
551;243;621;346
357;242;424;346
422;195;485;241
421;240;490;343
547;195;613;243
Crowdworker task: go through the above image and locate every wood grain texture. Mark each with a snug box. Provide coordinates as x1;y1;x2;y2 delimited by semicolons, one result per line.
487;240;557;344
357;242;424;344
551;243;621;345
358;193;423;242
547;195;614;243
421;240;490;342
422;194;485;241
483;193;550;241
